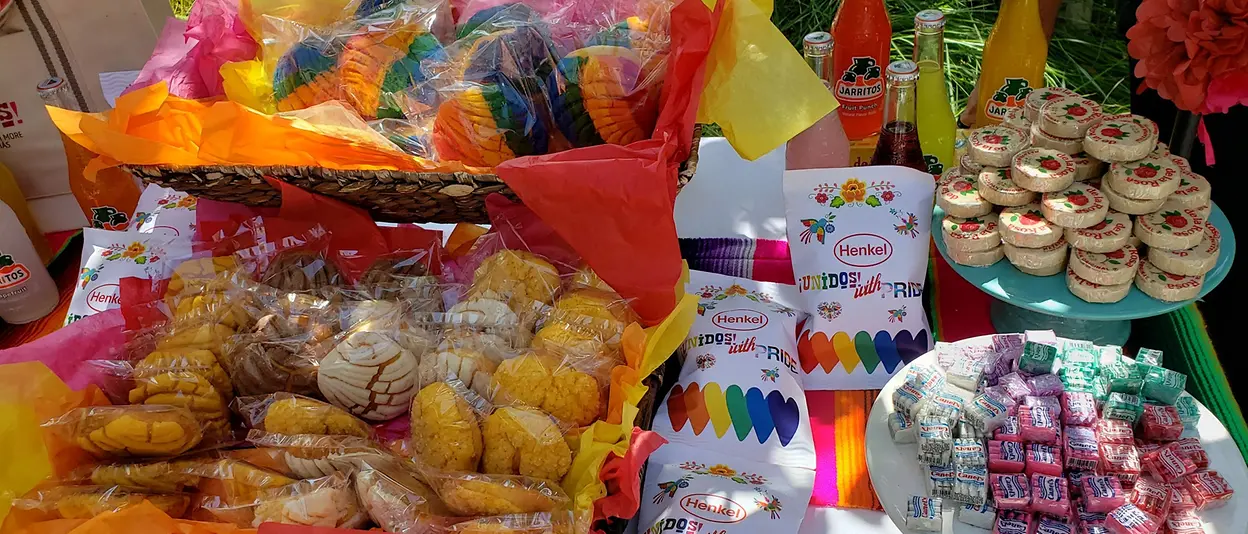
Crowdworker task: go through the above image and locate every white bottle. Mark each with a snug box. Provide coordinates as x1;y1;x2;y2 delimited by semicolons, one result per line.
0;200;59;324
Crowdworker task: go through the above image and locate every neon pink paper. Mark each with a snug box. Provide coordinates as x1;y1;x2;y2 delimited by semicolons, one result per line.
0;309;124;390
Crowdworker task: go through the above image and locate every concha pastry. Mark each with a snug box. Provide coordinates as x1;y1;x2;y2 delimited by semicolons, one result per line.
417;347;498;400
469;250;560;306
319;330;419;421
71;406;202;458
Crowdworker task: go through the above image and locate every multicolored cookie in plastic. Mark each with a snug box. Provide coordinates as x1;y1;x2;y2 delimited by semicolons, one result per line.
548;46;658;147
433;81;549;167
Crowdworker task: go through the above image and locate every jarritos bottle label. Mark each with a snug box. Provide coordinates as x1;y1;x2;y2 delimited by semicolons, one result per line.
985;77;1035;120
0;253;32;291
835;56;885;116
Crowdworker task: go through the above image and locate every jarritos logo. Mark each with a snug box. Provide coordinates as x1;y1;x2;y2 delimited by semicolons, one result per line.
985;77;1034;120
0;253;32;290
836;56;884;103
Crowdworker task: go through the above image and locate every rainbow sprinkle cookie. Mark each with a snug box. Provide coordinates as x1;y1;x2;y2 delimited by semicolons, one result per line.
549;45;657;147
433;81;548;167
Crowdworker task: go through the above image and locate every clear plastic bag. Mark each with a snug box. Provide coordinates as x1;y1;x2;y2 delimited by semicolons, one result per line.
480;406;573;481
332;450;461;534
232;392;374;438
200;472;367;528
316;324;421;421
446;511;578;534
425;470;571;517
45;405;204;460
74;459;204;493
10;485;193;520
409;380;486;472
189;457;299;507
246;430;381;480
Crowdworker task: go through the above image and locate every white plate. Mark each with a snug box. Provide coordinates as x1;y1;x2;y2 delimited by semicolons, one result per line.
864;334;1248;533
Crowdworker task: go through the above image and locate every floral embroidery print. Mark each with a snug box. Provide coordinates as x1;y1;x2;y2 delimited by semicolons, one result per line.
809;179;899;208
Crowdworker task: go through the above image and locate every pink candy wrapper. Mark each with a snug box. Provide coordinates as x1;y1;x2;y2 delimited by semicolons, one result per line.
1082;475;1126;513
1164;510;1206;534
989;440;1027;473
1020;405;1060;443
1141;444;1197;482
1062;391;1098;426
996;416;1024;442
1139;404;1183;442
1173;438;1209;470
1134;440;1163;456
1097;419;1135;445
1031;474;1072;517
1028;374;1065;396
1128;478;1172;520
999;372;1034;400
1065;425;1100;471
1183;470;1234;510
994;509;1033;534
1035;515;1075;534
1080;522;1110;534
1099;443;1141;487
1168;483;1196;512
1024;395;1064;419
1077;500;1109;525
1067;470;1094;498
1105;503;1159;534
991;473;1032;510
1026;443;1064;477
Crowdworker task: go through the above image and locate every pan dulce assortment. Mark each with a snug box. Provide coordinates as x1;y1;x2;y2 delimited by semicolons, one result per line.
890;332;1229;533
945;93;1221;304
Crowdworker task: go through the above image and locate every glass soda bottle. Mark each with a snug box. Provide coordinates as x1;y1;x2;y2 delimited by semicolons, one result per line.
37;77;143;230
830;0;891;140
914;9;957;178
0;199;59;324
870;60;926;172
787;32;851;170
0;162;51;264
975;0;1049;126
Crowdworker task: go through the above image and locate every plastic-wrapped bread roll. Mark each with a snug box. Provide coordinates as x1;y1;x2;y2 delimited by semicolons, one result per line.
1147;224;1220;276
1003;238;1068;276
1039;97;1102;138
1067;267;1131;303
318;330;419;421
1065;210;1132;252
941;214;1001;252
1011;148;1076;192
1084;114;1158;162
1041;184;1109;229
977;167;1036;207
937;174;994;218
999;204;1063;248
1070;245;1140;285
1103;179;1166;215
1106;156;1182;200
1024;87;1080;122
1135;261;1203;302
969;125;1030;167
1135;208;1206;251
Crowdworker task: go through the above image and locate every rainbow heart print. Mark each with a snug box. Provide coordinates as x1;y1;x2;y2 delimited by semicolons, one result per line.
665;382;803;446
783;166;936;390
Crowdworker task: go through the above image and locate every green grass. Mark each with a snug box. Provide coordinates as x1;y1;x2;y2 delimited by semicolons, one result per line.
171;0;194;19
773;0;1130;117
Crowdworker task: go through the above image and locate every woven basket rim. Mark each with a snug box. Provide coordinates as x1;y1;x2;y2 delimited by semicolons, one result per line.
126;164;508;186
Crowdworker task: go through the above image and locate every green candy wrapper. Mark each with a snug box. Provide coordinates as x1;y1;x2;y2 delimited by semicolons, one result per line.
1019;330;1059;375
1103;361;1143;395
1062;368;1097;393
1062;340;1098;370
1176;393;1201;429
1142;367;1187;405
1098;345;1123;367
1103;392;1143;424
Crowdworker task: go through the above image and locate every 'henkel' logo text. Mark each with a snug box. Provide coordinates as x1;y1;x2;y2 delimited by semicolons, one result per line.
712;309;768;331
680;494;747;524
86;283;121;312
834;233;893;267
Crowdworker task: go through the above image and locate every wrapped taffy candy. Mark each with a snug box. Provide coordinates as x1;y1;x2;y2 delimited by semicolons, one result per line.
1176;393;1201;428
990;473;1031;509
954;466;988;506
953;438;986;468
1098;443;1141;486
1062;391;1098;425
1142;367;1187;405
1173;438;1209;469
1183;470;1234;510
1102;393;1143;424
1165;510;1207;534
1127;478;1172;519
1102;361;1143;395
919;388;968;426
926;464;955;498
48;405;203;459
10;485;192;520
988;440;1025;472
998;372;1033;401
1105;503;1158;534
957;502;996;529
1065;425;1100;471
232;392;373;438
1025;443;1063;477
905;496;943;531
1169;483;1197;512
1083;475;1127;513
1141;443;1197;482
1019;405;1059;443
994;415;1023;442
1140;404;1183;441
994;509;1034;534
890;411;916;443
918;418;954;465
1027;374;1064;396
1018;330;1059;375
1097;419;1134;444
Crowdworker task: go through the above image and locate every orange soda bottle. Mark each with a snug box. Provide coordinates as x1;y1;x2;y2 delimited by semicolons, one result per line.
830;0;891;140
975;0;1049;126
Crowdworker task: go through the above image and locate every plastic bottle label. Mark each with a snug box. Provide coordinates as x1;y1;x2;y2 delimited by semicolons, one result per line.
985;77;1034;120
835;56;885;115
0;253;32;291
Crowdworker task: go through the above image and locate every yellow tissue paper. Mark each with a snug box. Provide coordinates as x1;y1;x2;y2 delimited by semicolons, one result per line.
696;0;838;160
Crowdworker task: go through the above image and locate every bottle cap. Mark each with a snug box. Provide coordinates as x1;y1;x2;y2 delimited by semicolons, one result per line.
803;31;833;56
36;77;65;93
915;9;947;30
886;60;920;82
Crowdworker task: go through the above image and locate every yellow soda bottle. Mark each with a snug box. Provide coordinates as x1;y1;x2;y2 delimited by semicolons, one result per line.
975;0;1049;126
914;9;956;178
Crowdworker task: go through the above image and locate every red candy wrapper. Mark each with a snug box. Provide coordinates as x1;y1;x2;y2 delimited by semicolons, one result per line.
1099;443;1141;487
1082;475;1127;514
1164;510;1206;534
1168;483;1196;512
1141;444;1197;483
1097;419;1135;445
1127;478;1172;520
1020;405;1060;443
994;509;1034;533
1026;443;1065;477
1030;474;1072;517
1182;470;1234;511
1134;440;1163;456
1139;404;1183;442
996;415;1024;442
1173;438;1209;470
990;439;1027;473
1105;503;1159;534
991;473;1033;510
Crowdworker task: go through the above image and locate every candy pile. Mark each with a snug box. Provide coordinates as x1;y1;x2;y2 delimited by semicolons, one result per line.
940;89;1221;304
892;331;1231;533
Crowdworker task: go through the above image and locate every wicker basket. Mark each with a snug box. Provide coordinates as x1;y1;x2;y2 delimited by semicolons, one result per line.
125;127;703;225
